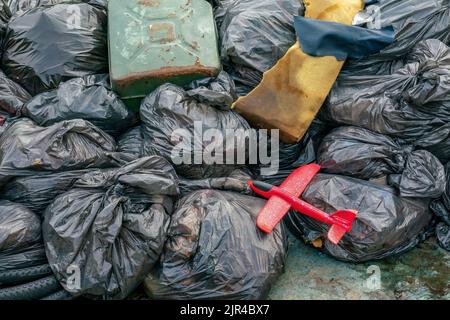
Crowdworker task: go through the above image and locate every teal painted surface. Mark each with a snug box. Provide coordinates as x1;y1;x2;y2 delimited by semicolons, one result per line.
108;0;221;107
269;234;450;300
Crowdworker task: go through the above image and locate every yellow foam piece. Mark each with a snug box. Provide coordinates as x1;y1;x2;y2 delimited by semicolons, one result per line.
232;0;364;144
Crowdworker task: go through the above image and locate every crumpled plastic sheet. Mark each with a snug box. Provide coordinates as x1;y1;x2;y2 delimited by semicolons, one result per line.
318;126;446;198
321;39;450;164
286;174;433;263
0;118;123;186
43;156;179;299
214;0;304;95
140;71;251;179
2;2;108;95
22;75;137;137
145;189;288;300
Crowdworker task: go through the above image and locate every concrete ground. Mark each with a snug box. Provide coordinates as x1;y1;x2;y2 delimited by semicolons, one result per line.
269;235;450;300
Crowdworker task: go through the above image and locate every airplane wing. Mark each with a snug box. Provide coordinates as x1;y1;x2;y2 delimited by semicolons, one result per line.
256;164;321;233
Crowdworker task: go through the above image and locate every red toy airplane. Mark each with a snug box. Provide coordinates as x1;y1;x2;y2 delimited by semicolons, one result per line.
248;164;358;245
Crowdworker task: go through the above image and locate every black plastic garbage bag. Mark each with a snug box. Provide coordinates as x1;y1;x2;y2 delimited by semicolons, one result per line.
318;126;446;198
345;0;450;76
430;161;450;251
6;0;107;15
0;200;70;299
0;0;10;44
0;201;46;271
0;118;121;186
431;162;450;224
117;126;143;160
0;201;41;253
214;0;304;95
0;243;47;271
0;69;31;116
2;2;108;95
436;223;450;251
322;39;450;163
144;189;287;300
140;72;251;179
43;156;179;299
286;174;433;262
0;169;93;216
22;75;137;137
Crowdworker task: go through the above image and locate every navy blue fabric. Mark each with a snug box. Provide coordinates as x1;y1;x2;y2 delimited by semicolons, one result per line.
294;15;395;61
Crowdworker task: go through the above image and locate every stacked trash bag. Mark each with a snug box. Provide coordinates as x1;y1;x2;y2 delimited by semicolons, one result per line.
0;0;449;300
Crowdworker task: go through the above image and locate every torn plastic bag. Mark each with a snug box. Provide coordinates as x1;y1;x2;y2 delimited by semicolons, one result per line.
22;75;137;137
318;126;446;198
286;174;433;262
117;126;144;160
344;0;450;76
2;2;108;95
214;0;304;95
140;72;251;179
144;189;287;300
322;39;450;163
0;201;47;271
43;156;179;299
0;169;93;216
0;69;31;116
0;118;122;186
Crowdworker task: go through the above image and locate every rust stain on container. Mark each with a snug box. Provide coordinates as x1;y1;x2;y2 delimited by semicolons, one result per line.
190;41;199;50
138;0;160;7
149;23;175;44
115;64;218;88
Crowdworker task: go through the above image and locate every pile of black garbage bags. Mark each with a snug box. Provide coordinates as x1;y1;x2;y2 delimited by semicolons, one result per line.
0;0;449;300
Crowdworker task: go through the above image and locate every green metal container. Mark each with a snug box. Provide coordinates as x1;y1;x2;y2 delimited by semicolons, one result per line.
108;0;221;110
